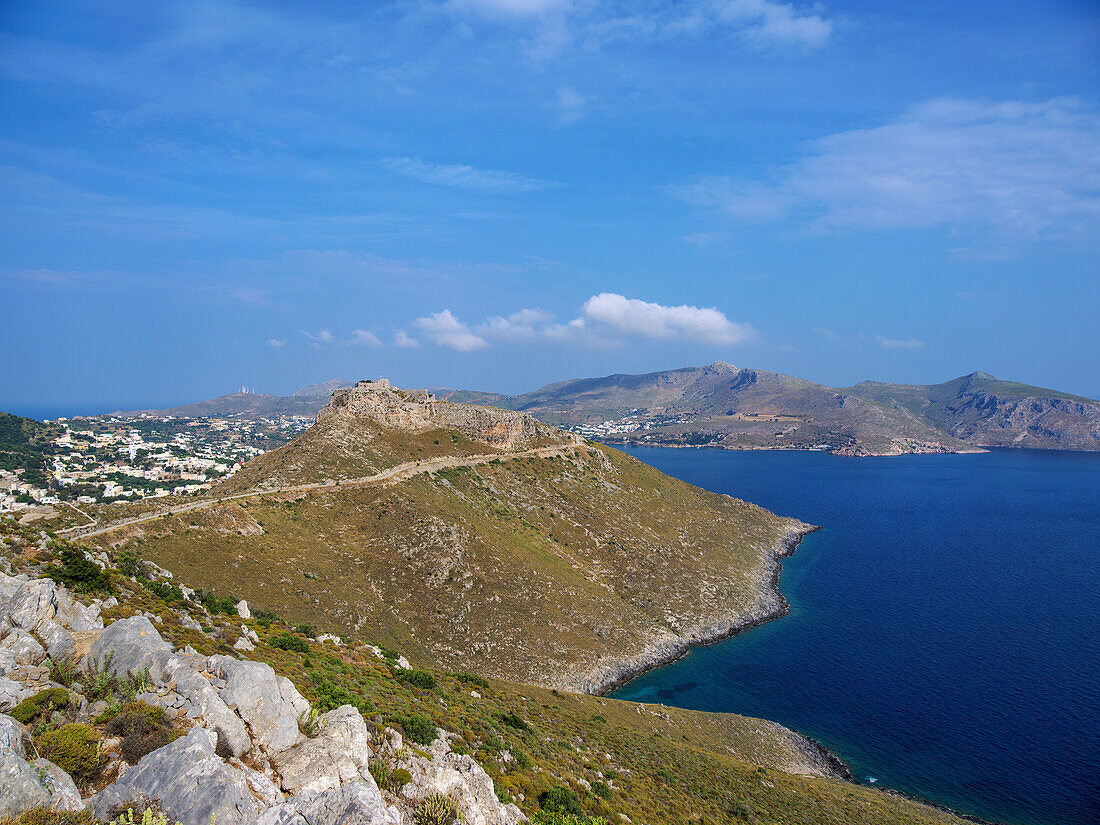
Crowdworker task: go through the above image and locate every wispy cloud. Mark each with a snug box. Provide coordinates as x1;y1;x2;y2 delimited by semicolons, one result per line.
348;329;382;346
300;328;335;347
267;338;286;348
379;157;554;194
876;335;924;349
394;329;422;349
409;293;755;351
669;98;1100;248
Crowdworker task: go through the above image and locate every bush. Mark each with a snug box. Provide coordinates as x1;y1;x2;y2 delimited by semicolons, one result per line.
252;609;280;628
396;669;437;690
105;706;174;764
414;793;458;825
530;815;610;825
270;634;310;653
111;548;147;578
453;671;489;689
138;578;184;604
390;768;412;787
41;545;111;594
591;780;611;799
10;687;70;724
513;749;532;770
0;808;101;824
538;786;583;816
400;714;437;745
312;677;370;714
195;589;238;615
294;623;317;638
47;656;79;687
37;723;102;783
498;711;529;731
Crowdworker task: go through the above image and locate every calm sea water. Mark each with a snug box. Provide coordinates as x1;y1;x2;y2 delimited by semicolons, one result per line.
611;447;1100;825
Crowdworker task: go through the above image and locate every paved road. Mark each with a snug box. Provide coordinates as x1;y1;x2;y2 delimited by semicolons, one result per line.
60;442;581;540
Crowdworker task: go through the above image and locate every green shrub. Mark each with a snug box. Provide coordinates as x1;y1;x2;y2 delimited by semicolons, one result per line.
538;786;584;816
195;589;238;615
41;545;111;594
252;609;280;628
10;687;70;724
104;705;173;764
312;677;370;714
414;793;458;825
400;714;437;745
138;578;184;604
396;669;437;690
498;711;529;731
111;548;147;578
294;623;317;638
513;749;532;770
591;780;611;799
0;808;101;824
270;634;310;653
47;656;79;687
530;814;610;825
36;723;102;783
453;671;490;689
390;768;412;787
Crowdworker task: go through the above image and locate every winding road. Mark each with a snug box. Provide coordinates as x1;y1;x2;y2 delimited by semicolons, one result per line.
59;441;582;540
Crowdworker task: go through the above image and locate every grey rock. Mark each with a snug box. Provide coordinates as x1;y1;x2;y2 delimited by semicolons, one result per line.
91;727;279;825
0;714;30;757
177;612;203;631
0;748;51;816
1;628;47;665
233;636;256;651
54;593;103;632
274;705;373;795
38;618;76;661
209;655;309;756
33;756;83;811
0;677;33;712
401;738;525;825
236;600;251;620
255;781;401;825
7;579;60;633
90;617;250;757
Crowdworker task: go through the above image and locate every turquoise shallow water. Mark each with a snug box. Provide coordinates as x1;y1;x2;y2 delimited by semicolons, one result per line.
611;447;1100;825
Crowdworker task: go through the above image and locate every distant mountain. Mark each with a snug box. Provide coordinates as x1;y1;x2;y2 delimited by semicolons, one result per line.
115;380;353;419
475;363;1099;456
843;371;1100;451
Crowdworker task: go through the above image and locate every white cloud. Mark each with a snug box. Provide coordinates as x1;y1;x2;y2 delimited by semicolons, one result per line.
379;157;553;194
876;335;924;349
300;328;335;347
447;0;568;17
414;309;490;351
349;329;382;347
555;86;587;124
579;293;755;345
716;0;833;49
394;330;422;349
410;293;754;351
670;98;1100;245
267;338;286;347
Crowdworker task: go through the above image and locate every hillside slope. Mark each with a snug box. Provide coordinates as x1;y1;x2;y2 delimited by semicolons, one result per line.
844;371;1100;451
491;362;976;456
90;382;813;695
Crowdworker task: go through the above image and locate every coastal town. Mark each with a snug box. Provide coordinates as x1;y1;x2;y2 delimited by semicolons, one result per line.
0;413;309;517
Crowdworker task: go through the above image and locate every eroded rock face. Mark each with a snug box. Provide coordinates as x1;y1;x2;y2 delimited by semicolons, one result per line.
397;733;525;825
274;705;374;795
319;384;555;451
208;655;309;757
255;781;401;825
32;756;83;811
0;748;51;817
91;727;280;825
0;629;46;666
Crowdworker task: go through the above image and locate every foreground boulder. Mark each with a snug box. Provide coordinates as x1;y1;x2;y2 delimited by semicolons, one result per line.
0;713;81;816
256;781;401;825
208;655;309;757
91;726;282;825
274;705;374;795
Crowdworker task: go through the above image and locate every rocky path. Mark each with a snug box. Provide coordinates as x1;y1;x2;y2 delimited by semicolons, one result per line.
59;441;582;540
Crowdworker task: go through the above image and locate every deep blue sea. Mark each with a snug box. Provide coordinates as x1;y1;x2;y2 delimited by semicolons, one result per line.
611;447;1100;825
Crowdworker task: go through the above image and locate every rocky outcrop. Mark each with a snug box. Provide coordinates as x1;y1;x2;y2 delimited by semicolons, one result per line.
319;383;557;451
274;705;374;795
91;727;281;825
256;781;401;825
0;714;82;815
208;655;309;757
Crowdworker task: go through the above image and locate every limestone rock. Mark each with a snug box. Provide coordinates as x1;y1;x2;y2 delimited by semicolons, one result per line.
237;600;251;619
0;714;30;757
256;781;401;825
0;748;50;817
274;705;373;795
208;655;308;757
400;738;525;825
37;618;76;661
234;635;256;651
1;628;46;666
33;756;83;810
91;726;279;825
6;579;60;633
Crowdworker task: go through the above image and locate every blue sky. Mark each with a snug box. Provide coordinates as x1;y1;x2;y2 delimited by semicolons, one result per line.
3;0;1099;413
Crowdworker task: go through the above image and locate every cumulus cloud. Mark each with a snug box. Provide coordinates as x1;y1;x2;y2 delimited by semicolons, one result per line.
447;0;568;16
394;329;422;349
670;98;1100;245
267;338;285;347
876;335;924;349
379;157;553;194
300;328;335;347
409;293;755;351
415;309;490;351
348;329;382;346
